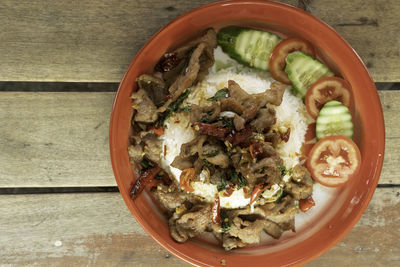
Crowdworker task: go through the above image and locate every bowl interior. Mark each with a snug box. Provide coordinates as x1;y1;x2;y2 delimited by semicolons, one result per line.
109;1;385;266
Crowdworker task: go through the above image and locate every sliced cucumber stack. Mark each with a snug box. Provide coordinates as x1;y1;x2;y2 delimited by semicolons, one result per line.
285;51;334;98
217;26;281;70
316;100;354;140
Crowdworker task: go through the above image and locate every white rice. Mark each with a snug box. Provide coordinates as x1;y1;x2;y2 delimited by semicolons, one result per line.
159;47;311;209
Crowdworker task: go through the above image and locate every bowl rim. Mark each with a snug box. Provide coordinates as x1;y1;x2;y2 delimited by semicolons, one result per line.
109;0;385;266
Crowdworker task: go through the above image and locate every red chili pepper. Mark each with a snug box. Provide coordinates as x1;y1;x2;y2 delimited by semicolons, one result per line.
155;52;182;72
130;166;161;200
223;185;235;197
152;126;165;136
212;194;221;224
280;127;291;143
249;183;272;205
225;125;252;145
299;196;315;212
249;142;263;159
193;122;229;138
179;168;195;192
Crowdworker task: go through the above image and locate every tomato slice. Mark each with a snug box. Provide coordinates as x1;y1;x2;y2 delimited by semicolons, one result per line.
305;77;354;119
269;37;315;84
307;136;361;187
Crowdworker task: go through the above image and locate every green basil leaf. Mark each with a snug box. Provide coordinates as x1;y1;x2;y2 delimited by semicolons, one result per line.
207;89;229;101
220;210;231;232
202;150;219;157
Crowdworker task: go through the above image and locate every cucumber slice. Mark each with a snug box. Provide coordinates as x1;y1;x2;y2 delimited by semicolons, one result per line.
285;51;334;98
217;26;281;70
316;100;354;140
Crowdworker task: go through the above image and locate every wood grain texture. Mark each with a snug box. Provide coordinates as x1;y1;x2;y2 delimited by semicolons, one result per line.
378;91;399;184
0;92;115;187
0;188;399;266
306;0;400;83
0;91;396;187
0;0;398;82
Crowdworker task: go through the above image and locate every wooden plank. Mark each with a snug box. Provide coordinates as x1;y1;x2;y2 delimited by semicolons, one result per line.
378;91;399;184
0;92;115;187
0;91;396;187
306;0;400;83
0;188;399;266
0;0;398;82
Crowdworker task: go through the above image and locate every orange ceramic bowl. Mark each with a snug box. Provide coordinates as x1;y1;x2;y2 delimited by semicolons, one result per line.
109;1;385;266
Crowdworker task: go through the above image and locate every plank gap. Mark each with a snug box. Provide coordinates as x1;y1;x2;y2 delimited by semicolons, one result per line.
0;82;118;92
1;184;400;195
377;184;400;188
0;186;119;195
0;81;398;92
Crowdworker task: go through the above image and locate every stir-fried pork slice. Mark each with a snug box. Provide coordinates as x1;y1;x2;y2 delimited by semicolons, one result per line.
233;114;245;131
129;125;166;166
205;151;230;168
170;42;214;96
231;145;282;194
252;82;286;106
230;146;252;171
229;195;297;232
226;80;253;107
169;204;212;243
220;216;282;250
285;164;313;200
143;136;162;165
221;235;247;250
220;97;245;114
259;142;281;163
249;157;281;179
181;135;207;157
197;28;218;49
131;89;159;123
159;36;217;113
227;80;285;109
136;74;168;107
173;28;218;58
152;184;203;212
189;103;221;124
250;108;276;133
128;144;144;162
241;105;258;121
171;135;207;170
242;157;281;192
266;206;297;231
160;29;217;86
189;104;203;123
228;217;266;244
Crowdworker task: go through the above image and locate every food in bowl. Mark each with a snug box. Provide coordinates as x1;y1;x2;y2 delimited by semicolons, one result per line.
127;26;361;250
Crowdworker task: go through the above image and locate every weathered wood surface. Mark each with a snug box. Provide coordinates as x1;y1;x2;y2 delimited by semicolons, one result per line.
0;92;115;187
0;0;398;83
0;91;394;187
0;188;399;266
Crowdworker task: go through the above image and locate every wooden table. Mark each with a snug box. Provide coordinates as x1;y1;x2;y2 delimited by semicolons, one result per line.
1;0;399;266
